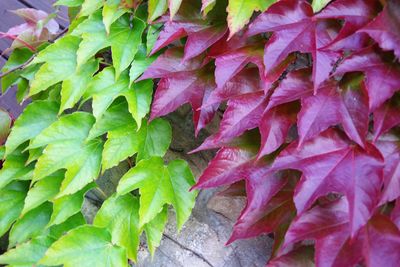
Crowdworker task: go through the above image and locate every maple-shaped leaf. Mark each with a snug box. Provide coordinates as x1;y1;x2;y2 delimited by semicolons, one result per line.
214;44;265;89
375;134;400;204
273;129;384;235
297;76;369;147
359;0;400;59
3;8;59;51
315;0;379;51
29;36;80;96
192;147;256;190
148;64;218;135
93;194;141;262
228;171;291;244
40;225;128;267
117;157;197;229
373;94;400;141
247;0;341;91
194;91;268;152
258;102;299;158
31;112;103;197
149;3;226;60
335;47;400;111
140;47;204;80
205;67;262;107
281;198;350;267
266;68;313;111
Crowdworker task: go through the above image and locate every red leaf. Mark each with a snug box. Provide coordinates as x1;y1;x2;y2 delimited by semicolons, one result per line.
266;68;313;111
297;76;369;147
150;8;226;60
247;0;340;91
363;215;400;267
282;198;350;267
375;134;400;204
150;70;218;134
205;67;262;107
359;0;400;59
192;147;255;189
140;47;204;80
273;129;384;235
193;91;268;152
373;95;400;141
214;44;265;89
258;102;299;158
229;188;294;244
335;47;400;111
315;0;379;51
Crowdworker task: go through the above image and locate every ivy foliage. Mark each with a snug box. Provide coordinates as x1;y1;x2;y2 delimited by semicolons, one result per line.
0;1;197;266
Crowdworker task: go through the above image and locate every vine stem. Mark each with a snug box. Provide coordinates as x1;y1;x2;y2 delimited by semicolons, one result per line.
0;28;69;79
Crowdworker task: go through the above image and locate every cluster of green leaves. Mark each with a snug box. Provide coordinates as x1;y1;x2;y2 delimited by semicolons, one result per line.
0;1;197;266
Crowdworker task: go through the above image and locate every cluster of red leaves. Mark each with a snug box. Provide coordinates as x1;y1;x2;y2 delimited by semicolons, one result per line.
142;0;400;265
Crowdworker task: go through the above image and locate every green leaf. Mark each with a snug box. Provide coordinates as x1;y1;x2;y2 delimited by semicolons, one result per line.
73;12;110;67
34;138;103;197
117;157;196;228
124;80;153;128
29;36;80;96
5;100;58;156
103;0;127;34
144;206;168;256
21;171;64;215
60;58;99;113
117;157;168;225
29;112;95;149
312;0;331;12
136;118;171;162
84;67;129;118
129;45;157;85
1;48;33;93
79;0;103;17
48;183;95;227
227;0;274;38
9;202;52;248
102;124;139;171
110;16;146;79
40;225;128;267
148;0;168;21
87;98;136;140
0;235;54;266
94;194;141;261
0;213;85;266
0;181;28;237
167;159;197;230
0;148;33;190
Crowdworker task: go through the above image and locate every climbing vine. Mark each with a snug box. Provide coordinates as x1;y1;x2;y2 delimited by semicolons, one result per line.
1;0;400;266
